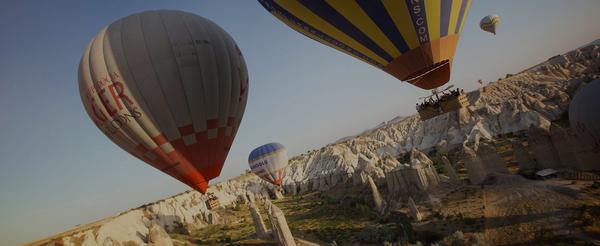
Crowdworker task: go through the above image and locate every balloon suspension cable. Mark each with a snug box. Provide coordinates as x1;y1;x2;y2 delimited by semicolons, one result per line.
418;84;455;100
404;60;450;83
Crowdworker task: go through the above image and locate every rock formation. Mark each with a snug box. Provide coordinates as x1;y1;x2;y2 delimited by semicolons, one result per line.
477;142;509;174
385;149;440;197
462;145;488;184
436;139;449;155
238;193;249;204
148;223;174;246
249;202;269;239
442;156;460;182
271;187;284;200
550;124;581;168
512;141;535;174
205;211;220;225
528;125;561;169
34;173;272;245
367;175;386;215
407;197;423;222
281;41;597;193
283;181;298;196
267;204;296;246
549;123;600;171
246;191;257;204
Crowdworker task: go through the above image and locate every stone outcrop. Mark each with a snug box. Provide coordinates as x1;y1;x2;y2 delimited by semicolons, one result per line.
249;202;269;239
238;193;249;204
267;204;296;246
477;142;509;174
205;211;220;225
148;223;173;246
550;123;600;171
550;124;581;168
386;149;440;197
367;175;386;215
512;141;535;174
442;156;460;182
462;145;488;185
271;187;284;200
528;125;561;169
35;173;272;245
281;43;600;193
283;181;298;196
407;197;423;221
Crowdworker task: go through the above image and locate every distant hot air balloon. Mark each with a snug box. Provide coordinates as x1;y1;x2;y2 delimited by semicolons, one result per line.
569;79;600;150
480;14;500;35
258;0;472;90
248;143;288;186
78;10;249;194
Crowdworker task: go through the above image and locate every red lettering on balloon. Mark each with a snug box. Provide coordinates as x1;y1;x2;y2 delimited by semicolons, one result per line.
98;88;117;116
108;82;133;110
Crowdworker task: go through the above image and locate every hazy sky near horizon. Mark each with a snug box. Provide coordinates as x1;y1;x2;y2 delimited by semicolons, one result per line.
1;0;599;245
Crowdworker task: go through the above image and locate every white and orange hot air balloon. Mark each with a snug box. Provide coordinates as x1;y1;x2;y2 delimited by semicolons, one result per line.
78;10;248;193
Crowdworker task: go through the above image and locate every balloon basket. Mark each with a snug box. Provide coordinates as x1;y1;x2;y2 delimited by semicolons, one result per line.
417;89;469;121
205;193;220;210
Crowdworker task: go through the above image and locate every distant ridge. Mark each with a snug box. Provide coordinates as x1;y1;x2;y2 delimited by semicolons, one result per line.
334;116;407;144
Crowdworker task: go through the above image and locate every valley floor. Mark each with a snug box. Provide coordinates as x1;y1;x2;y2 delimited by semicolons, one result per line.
170;174;600;245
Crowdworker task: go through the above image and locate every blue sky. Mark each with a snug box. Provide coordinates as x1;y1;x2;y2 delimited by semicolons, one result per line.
0;0;599;245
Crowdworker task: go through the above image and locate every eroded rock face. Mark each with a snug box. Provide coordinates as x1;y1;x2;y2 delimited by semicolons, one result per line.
42;174;272;246
550;124;581;169
367;175;386;215
249;202;269;239
408;197;423;222
528;125;561;169
267;204;296;246
148;223;173;246
281;44;600;193
512;141;535;174
477;142;509;174
385;149;440;197
442;156;460;182
462;145;488;185
550;123;600;171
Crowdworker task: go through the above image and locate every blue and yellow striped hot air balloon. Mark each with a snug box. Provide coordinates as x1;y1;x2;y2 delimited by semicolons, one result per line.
248;143;288;186
258;0;472;90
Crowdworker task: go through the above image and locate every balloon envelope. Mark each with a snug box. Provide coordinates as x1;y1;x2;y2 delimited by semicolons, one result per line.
480;14;500;35
248;143;288;186
78;10;249;193
569;79;600;148
258;0;472;90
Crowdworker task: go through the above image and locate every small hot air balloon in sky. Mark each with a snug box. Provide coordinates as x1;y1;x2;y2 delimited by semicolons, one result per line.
248;143;288;186
258;0;472;90
480;14;500;35
78;10;249;193
569;79;600;150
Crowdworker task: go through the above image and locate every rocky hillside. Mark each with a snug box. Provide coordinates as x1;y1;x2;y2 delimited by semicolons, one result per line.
281;42;600;194
30;41;600;246
28;174;273;246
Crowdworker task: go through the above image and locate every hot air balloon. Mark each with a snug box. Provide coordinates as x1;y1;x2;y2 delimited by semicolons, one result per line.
78;10;249;194
248;143;288;186
258;0;472;90
480;14;500;35
569;78;600;150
